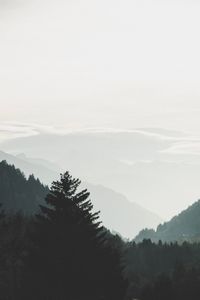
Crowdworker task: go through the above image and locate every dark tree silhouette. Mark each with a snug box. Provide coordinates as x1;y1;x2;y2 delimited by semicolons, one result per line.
23;171;127;300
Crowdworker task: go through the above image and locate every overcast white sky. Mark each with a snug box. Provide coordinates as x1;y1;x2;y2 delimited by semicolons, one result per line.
0;0;200;132
2;0;200;220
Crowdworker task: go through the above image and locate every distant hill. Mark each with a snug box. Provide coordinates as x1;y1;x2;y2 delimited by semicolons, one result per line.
135;199;200;243
86;184;162;239
0;160;48;213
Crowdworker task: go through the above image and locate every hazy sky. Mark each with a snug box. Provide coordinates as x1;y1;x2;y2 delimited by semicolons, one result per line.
1;0;200;132
2;0;200;220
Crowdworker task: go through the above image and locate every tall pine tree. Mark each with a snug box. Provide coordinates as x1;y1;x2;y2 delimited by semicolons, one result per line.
23;172;127;300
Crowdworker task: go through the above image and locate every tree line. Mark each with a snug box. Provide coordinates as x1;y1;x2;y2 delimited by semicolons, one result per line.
124;239;200;299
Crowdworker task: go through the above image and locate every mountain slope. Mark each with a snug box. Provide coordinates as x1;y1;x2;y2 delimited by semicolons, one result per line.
86;184;162;239
0;160;48;213
0;150;59;184
135;199;200;243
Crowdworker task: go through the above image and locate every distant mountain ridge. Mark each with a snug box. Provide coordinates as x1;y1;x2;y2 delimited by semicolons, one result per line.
3;129;200;219
135;199;200;243
0;150;59;184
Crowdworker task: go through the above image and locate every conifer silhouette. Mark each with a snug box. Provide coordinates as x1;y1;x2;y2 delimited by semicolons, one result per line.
23;171;127;300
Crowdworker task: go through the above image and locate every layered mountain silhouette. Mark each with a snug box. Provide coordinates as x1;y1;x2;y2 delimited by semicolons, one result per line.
135;200;200;243
0;152;162;237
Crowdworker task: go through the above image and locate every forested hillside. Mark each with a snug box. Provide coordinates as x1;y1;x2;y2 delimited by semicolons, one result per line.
135;200;200;243
0;160;48;213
